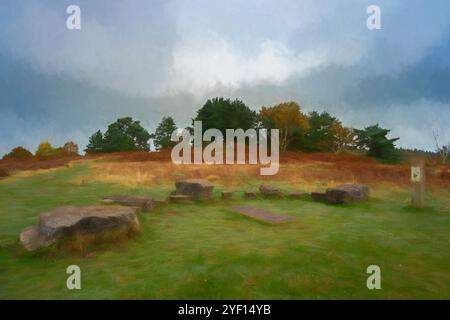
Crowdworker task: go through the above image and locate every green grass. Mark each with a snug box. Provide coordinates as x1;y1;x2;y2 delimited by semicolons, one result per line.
0;163;449;299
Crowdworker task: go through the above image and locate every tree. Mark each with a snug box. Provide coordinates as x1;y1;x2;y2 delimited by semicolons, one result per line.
193;97;258;135
102;117;150;152
62;141;79;156
433;130;449;165
304;111;340;152
151;117;178;150
85;117;151;153
260;101;309;151
85;130;104;153
35;141;61;160
354;124;399;161
2;146;33;160
332;124;356;152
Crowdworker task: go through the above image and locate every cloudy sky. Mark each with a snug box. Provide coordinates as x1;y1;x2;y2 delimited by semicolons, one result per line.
0;0;449;155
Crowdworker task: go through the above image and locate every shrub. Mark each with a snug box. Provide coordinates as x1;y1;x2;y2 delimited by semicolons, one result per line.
62;142;79;156
35;142;61;160
2;146;34;160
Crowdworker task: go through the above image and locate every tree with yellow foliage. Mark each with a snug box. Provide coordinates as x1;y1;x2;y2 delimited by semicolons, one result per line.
260;101;309;151
35;141;61;160
332;124;356;152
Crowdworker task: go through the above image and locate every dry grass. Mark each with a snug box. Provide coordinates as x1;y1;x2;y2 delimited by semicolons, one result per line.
0;156;80;175
0;168;9;177
82;151;450;192
3;150;448;192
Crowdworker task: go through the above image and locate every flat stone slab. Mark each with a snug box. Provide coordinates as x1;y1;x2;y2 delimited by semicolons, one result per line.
232;205;293;224
102;195;155;211
169;194;194;203
20;205;139;251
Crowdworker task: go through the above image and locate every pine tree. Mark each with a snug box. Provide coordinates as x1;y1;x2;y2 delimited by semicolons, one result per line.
85;130;104;153
151;117;178;150
354;124;400;162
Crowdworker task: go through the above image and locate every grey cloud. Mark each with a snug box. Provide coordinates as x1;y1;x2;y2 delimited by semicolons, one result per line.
1;0;449;153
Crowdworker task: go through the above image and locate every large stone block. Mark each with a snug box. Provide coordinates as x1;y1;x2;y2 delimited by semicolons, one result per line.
175;179;214;200
102;195;155;211
325;184;369;204
20;206;139;251
311;192;326;202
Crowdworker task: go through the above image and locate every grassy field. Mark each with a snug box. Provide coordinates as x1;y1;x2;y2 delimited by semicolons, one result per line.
0;157;449;299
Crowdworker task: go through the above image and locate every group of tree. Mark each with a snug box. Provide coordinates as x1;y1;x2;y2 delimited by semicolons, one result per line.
4;97;444;165
192;98;400;162
2;142;79;161
192;97;259;135
85;117;151;153
84;97;402;162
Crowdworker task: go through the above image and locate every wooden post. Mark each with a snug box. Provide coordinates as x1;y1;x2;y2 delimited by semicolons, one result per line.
411;156;425;208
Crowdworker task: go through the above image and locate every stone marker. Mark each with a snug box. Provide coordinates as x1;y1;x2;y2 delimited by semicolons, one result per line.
411;156;425;208
175;179;214;200
259;184;282;198
232;205;293;224
102;195;155;211
325;184;369;204
20;206;139;251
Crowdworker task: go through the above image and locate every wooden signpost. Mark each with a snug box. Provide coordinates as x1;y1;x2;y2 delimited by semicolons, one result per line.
411;156;425;208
